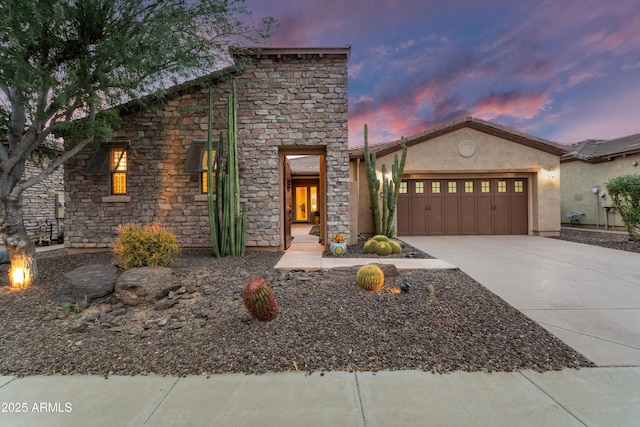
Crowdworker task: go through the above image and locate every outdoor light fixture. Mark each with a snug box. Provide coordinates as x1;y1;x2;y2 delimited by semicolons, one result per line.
544;168;557;180
8;256;32;289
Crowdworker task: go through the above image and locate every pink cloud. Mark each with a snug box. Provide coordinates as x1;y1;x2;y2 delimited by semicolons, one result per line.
472;91;551;121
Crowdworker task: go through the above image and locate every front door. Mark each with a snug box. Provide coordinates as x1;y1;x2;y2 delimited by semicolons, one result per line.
283;158;292;249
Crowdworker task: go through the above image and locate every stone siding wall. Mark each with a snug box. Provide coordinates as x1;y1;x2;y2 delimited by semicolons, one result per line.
1;161;64;244
64;50;349;250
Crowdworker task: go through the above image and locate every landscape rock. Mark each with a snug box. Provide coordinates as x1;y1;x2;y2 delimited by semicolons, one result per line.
114;267;179;306
55;264;119;303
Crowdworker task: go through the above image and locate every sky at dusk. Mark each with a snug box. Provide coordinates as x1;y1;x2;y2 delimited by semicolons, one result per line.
244;0;640;147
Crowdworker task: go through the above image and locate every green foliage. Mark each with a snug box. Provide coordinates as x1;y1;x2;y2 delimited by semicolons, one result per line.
606;174;640;241
374;241;393;256
389;240;402;254
372;235;389;242
356;264;384;292
62;296;89;313
362;124;408;237
362;239;377;254
241;278;279;322
113;223;180;270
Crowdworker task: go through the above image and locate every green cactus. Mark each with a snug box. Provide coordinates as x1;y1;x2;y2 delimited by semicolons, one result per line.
206;83;246;257
356;264;385;291
374;241;393;256
389;240;402;254
241;278;280;322
363;239;377;254
363;124;408;237
372;234;389;242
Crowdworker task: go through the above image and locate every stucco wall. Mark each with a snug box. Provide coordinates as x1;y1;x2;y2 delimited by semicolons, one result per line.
64;51;349;250
352;127;561;236
560;153;640;229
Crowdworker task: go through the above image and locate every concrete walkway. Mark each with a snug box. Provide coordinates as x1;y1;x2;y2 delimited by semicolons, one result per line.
2;368;639;426
402;235;640;367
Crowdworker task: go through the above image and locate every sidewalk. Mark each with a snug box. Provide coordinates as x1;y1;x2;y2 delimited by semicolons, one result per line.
1;368;639;426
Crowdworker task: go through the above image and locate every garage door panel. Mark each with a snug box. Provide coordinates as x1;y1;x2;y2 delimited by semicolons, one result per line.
397;194;410;235
396;178;528;236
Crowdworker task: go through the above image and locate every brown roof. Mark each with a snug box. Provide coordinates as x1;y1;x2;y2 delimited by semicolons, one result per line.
560;134;640;163
349;116;567;159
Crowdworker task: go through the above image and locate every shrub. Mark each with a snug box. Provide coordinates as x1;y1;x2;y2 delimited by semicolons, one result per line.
356;264;384;291
389;240;402;254
113;223;180;269
241;278;279;321
374;241;393;256
363;239;377;254
606;174;640;241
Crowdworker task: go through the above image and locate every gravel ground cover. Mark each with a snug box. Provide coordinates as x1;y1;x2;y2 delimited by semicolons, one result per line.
549;228;640;253
0;244;593;376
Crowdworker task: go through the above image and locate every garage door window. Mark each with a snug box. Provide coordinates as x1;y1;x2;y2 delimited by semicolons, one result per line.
465;181;474;193
432;182;440;193
415;181;424;194
481;181;490;192
399;182;407;193
448;182;457;193
498;181;507;193
514;181;524;192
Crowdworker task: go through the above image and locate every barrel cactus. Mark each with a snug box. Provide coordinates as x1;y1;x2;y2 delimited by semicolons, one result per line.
374;241;393;256
356;264;385;291
241;278;279;321
363;239;377;254
372;234;389;242
389;240;402;254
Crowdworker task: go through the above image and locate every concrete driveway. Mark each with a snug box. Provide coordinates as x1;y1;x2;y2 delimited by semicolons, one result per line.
402;235;640;367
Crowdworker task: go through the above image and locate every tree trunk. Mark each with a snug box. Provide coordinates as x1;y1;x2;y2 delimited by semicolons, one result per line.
2;193;37;288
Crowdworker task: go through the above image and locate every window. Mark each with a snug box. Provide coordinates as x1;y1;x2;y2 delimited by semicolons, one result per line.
514;180;524;193
185;141;216;193
431;181;441;194
498;181;507;193
110;147;127;195
448;181;457;193
465;181;474;193
415;181;424;194
85;141;129;195
200;150;216;193
399;182;407;194
481;181;490;193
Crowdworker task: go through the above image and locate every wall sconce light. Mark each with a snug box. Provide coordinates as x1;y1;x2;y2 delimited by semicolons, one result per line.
545;168;557;180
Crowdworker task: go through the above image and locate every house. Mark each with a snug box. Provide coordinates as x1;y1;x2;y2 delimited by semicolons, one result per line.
560;135;640;229
64;47;351;252
349;117;567;237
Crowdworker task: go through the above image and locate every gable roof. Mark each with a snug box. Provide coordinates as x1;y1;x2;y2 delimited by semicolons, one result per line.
560;134;640;163
349;116;567;159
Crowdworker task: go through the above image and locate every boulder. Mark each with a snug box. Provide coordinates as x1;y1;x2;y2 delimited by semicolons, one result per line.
114;267;179;306
55;264;119;303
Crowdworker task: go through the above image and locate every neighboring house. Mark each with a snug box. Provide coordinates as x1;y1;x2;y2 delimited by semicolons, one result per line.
64;47;351;252
560;135;640;230
0;157;64;245
349;117;567;237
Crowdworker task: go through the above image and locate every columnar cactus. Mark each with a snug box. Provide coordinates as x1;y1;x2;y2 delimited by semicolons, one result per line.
241;278;279;322
356;264;385;292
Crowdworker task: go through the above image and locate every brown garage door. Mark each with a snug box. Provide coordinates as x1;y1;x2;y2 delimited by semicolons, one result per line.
397;178;528;235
